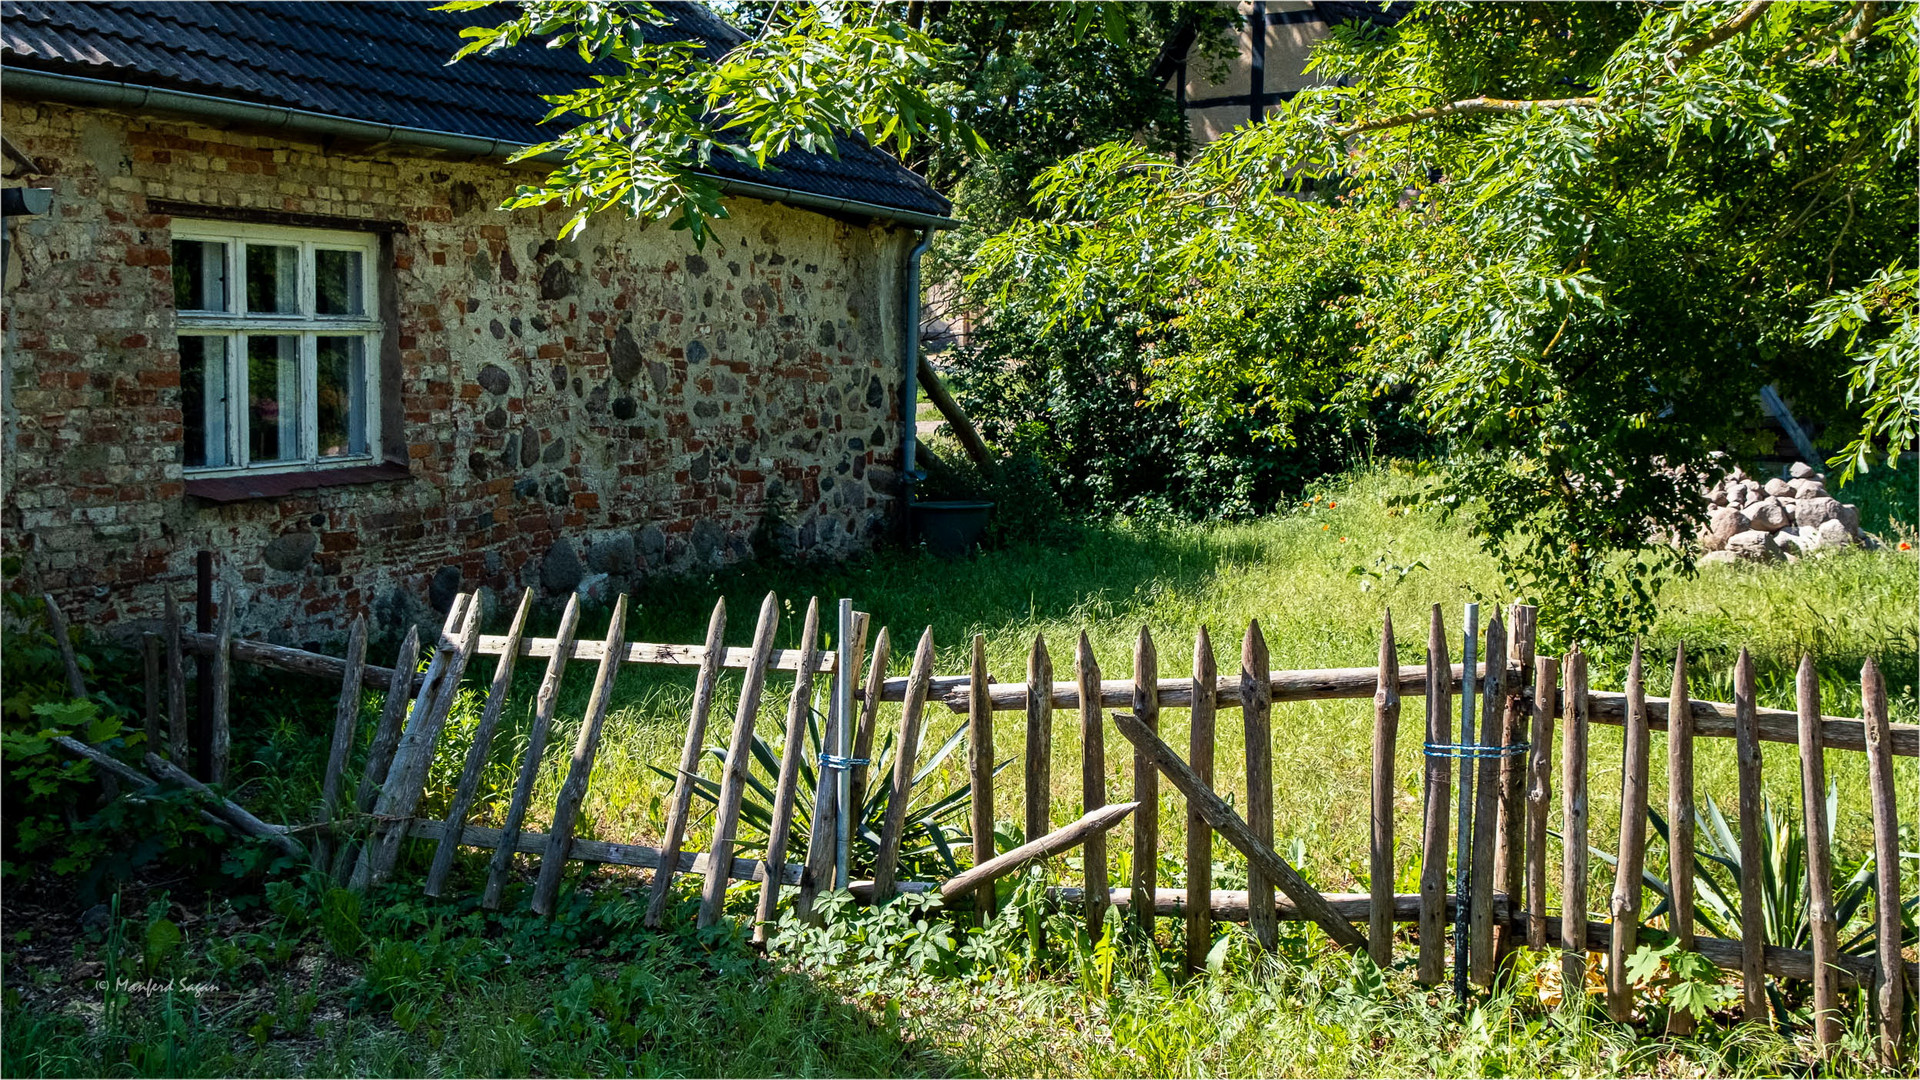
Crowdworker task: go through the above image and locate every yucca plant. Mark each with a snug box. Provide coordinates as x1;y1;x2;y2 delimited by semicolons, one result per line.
654;703;1010;882
1594;788;1917;1024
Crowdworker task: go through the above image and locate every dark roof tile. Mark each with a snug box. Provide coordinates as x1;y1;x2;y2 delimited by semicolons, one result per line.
0;0;949;218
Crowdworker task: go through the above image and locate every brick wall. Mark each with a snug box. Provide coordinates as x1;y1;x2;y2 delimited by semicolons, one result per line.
1;99;914;646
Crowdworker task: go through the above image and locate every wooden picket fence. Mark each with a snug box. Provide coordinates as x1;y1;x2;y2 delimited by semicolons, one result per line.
54;580;1915;1067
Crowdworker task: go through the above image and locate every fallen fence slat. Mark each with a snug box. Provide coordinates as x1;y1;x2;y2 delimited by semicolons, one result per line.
700;594;781;927
1417;605;1451;986
532;596;629;916
1732;649;1766;1023
1797;654;1840;1056
1862;657;1905;1068
144;752;304;859
483;594;581;910
1667;643;1698;1036
940;802;1138;902
1468;613;1506;988
754;598;821;944
1606;641;1651;1022
871;626;935;903
1369;609;1400;967
51;737;221;835
1186;626;1217;977
425;588;533;898
1130;626;1157;935
1113;709;1370;955
646;597;728;928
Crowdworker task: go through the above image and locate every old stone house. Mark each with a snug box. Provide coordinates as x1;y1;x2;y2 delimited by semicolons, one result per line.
0;1;951;643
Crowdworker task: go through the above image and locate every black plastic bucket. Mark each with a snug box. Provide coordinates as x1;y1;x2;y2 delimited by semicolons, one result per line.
912;500;993;558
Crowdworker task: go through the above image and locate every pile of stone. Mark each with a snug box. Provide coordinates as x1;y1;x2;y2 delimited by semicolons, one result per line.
1700;462;1871;563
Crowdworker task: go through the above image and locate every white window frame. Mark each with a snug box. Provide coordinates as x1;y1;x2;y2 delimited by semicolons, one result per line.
173;221;383;477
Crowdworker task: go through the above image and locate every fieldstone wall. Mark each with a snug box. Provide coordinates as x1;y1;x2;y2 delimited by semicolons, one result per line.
1698;461;1872;563
1;99;914;645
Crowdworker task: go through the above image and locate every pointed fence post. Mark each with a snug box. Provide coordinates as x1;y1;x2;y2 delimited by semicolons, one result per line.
1559;645;1589;997
801;600;856;920
1077;632;1110;939
1666;642;1697;1035
968;633;996;923
337;623;420;885
699;593;780;928
645;597;726;927
1606;641;1651;1022
1186;626;1217;976
1450;602;1479;1003
315;615;369;874
1731;648;1766;1023
1524;654;1557;952
164;593;188;764
1494;604;1535;960
532;595;630;916
1369;609;1400;967
41;593;87;700
1417;605;1452;985
1862;658;1904;1068
1131;626;1159;936
755;598;822;944
1024;634;1053;851
848;627;891;824
1468;613;1507;988
1242;620;1276;953
209;585;234;785
1796;654;1840;1056
483;595;580;910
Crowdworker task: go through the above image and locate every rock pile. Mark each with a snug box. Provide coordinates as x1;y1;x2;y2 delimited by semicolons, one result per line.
1699;462;1871;563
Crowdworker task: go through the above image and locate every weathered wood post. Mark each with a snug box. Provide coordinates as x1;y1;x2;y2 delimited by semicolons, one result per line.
871;627;935;903
968;633;996;923
1524;654;1556;951
1368;609;1400;967
1243;620;1276;953
532;595;630;916
755;598;822;943
315;615;369;874
1077;632;1110;939
1862;657;1904;1067
1186;626;1217;976
1731;648;1765;1023
1417;605;1452;985
426;589;533;897
645;597;726;927
698;593;780;927
1131;626;1159;936
482;596;577;909
1025;634;1053;853
1666;642;1697;1035
1559;645;1589;996
1468;613;1507;988
1796;654;1840;1056
1606;641;1651;1023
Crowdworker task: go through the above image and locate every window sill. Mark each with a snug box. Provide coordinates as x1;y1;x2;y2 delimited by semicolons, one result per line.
184;461;412;504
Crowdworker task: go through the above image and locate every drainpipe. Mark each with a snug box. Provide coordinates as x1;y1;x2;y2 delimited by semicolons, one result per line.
899;227;936;519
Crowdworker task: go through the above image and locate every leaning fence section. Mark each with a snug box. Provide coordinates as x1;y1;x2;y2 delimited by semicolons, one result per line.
46;573;1915;1068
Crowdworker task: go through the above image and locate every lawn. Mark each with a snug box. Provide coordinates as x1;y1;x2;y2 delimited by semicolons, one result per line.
6;461;1915;1077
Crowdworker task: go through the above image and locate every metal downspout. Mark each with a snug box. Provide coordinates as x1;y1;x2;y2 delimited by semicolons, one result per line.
899;227;936;522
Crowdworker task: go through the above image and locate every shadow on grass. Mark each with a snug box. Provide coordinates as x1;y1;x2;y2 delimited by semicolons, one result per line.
1;867;970;1079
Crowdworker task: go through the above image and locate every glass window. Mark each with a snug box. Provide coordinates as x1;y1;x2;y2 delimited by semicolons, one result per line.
246;335;302;464
245;243;300;315
173;222;381;475
172;240;227;312
180;335;230;468
315;249;365;316
316;336;368;458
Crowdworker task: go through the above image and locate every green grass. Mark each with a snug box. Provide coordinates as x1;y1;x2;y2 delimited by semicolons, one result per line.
7;461;1915;1076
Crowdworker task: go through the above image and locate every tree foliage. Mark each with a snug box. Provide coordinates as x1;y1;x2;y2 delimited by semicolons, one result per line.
972;0;1918;647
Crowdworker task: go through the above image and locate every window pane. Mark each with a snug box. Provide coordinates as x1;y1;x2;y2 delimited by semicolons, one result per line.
245;244;300;315
315;249;365;316
180;336;230;468
246;335;301;464
172;240;228;312
316;336;367;458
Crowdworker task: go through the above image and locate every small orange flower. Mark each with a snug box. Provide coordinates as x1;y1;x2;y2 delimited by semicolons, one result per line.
1902;542;1913;551
1340;537;1349;543
1322;524;1329;530
1328;501;1337;508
